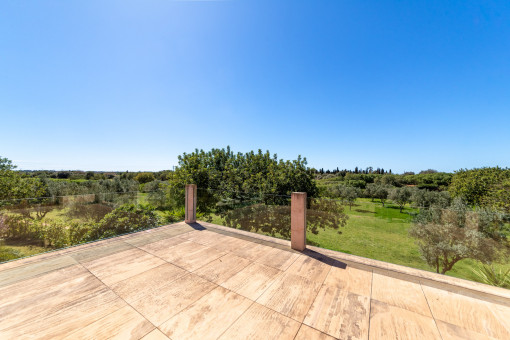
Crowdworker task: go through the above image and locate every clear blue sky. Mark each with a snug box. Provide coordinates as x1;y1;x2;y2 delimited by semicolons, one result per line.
1;1;509;173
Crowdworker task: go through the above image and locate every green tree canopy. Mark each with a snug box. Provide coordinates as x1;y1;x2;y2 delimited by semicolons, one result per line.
171;147;318;197
0;157;45;201
449;167;510;212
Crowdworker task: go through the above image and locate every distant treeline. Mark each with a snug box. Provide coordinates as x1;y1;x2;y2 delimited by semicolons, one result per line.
20;170;172;182
317;171;453;191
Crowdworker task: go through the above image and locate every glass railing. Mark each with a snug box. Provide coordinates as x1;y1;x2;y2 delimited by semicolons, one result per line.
306;197;418;266
197;188;292;240
0;189;184;262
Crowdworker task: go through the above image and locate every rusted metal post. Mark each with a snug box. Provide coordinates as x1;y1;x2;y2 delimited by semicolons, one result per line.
185;184;197;223
291;192;307;251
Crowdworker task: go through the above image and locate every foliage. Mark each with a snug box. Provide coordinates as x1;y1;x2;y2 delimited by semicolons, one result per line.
0;157;46;201
172;147;318;197
215;197;347;239
389;187;413;213
336;186;360;210
86;204;160;241
449;167;510;212
409;198;509;274
471;264;510;288
411;190;451;209
134;172;155;184
65;203;114;223
0;247;23;262
36;219;70;248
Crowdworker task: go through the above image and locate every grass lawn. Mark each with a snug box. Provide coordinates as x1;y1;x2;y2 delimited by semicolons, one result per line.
0;240;47;262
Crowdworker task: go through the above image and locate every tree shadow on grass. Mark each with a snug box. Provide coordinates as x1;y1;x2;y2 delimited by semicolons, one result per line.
354;209;376;214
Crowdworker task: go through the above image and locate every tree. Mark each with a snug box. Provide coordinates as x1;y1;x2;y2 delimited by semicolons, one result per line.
134;172;155;184
364;183;377;202
411;189;451;209
0;157;45;201
337;186;359;210
409;198;509;274
389;187;412;212
374;185;389;207
449;167;510;209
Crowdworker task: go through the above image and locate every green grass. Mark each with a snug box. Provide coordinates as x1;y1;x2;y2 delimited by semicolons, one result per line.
0;240;48;262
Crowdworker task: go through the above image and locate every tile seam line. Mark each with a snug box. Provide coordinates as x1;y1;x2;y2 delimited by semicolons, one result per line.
367;269;374;340
60;262;157;340
420;282;444;340
254;264;333;326
298;264;335;337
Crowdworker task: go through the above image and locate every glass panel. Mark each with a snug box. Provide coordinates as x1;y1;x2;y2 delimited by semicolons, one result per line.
197;188;292;240
0;189;184;263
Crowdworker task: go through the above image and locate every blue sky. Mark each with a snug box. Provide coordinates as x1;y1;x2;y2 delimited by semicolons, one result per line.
1;1;509;173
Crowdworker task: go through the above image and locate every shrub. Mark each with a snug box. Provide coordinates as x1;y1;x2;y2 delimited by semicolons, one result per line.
86;204;160;241
472;264;510;288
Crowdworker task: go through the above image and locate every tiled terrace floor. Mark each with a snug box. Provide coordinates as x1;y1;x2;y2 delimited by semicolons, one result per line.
1;222;509;339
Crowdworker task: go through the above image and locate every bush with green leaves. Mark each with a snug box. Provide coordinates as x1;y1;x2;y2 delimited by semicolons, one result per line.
86;204;160;241
36;219;70;248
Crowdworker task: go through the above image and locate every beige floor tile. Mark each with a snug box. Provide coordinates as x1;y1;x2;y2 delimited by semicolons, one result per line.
111;263;188;304
143;240;225;271
369;300;442;340
129;273;216;326
71;241;134;263
256;247;300;271
218;303;301;340
304;285;369;339
323;265;372;297
82;248;166;286
285;255;331;284
0;255;78;287
0;264;91;308
210;235;252;253
193;253;252;284
371;272;432;317
140;329;169;340
160;286;253;340
124;230;179;247
294;325;337;340
233;243;278;262
138;236;187;254
0;265;104;331
62;305;153;340
180;230;230;246
422;285;510;339
0;266;106;329
221;262;282;300
257;272;322;322
0;288;126;339
436;320;498;340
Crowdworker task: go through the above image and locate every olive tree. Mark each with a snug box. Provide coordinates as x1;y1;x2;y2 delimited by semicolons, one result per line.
389;187;412;213
409;198;509;274
337;186;359;210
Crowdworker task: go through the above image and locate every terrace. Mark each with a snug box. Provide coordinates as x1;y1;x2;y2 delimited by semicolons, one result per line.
1;187;509;339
